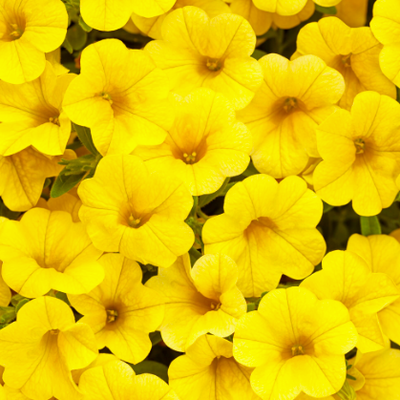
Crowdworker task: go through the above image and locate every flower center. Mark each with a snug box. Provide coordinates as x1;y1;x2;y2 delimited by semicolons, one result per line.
49;116;60;126
283;97;298;113
106;309;118;323
183;151;197;164
291;344;304;357
9;23;23;40
206;58;222;72
100;92;113;105
50;329;60;335
342;54;352;68
210;301;221;311
128;215;142;228
354;138;365;154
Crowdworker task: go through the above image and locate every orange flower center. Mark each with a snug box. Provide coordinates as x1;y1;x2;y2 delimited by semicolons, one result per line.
291;344;304;357
282;97;298;113
50;329;60;335
49;116;60;126
100;92;113;105
210;301;221;311
106;309;119;323
206;58;222;72
342;54;352;68
128;215;142;228
8;23;24;40
183;151;197;164
354;138;365;154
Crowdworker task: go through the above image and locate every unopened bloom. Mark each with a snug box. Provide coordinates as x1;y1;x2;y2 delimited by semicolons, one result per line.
147;253;247;351
238;54;344;178
233;287;358;400
203;174;326;297
69;253;165;364
78;155;194;268
145;6;263;110
134;88;251;196
0;296;97;400
169;335;260;400
0;62;75;157
63;39;173;156
0;0;68;84
0;208;104;298
314;91;400;216
293;17;396;110
301;250;399;353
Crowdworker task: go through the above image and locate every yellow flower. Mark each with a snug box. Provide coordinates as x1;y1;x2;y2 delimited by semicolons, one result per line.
145;6;263;110
0;296;97;400
203;174;326;297
313;91;400;216
0;264;10;307
132;0;231;39
63;39;174;156
0;147;75;212
147;253;247;351
169;335;260;399
133;88;251;196
301;250;399;353
0;62;75;157
335;0;368;27
233;287;358;400
81;0;177;31
80;359;179;400
370;0;400;86
293;17;396;110
237;54;344;178
46;189;82;222
0;0;68;84
69;253;164;364
78;155;194;268
0;208;104;298
248;0;339;16
347;234;400;346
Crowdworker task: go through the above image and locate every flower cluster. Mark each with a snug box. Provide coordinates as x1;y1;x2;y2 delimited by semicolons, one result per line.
1;0;400;399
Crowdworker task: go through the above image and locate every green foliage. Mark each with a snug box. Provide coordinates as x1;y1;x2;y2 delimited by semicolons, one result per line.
315;5;337;14
131;361;169;383
360;216;382;236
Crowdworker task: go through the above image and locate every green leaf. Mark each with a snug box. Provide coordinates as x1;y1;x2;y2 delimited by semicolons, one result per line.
198;178;232;208
11;294;27;307
62;37;73;54
150;331;162;346
323;201;334;213
0;199;20;220
51;170;87;198
15;299;30;314
189;247;202;265
131;361;169;383
0;307;16;325
79;15;92;32
315;5;337;14
360;216;382;236
55;292;71;305
73;123;99;155
66;24;87;51
251;49;267;60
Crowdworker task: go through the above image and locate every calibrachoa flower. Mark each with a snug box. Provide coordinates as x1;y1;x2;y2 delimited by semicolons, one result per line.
248;0;340;16
0;62;75;157
81;0;176;31
45;189;82;222
69;253;165;365
169;335;260;400
313;91;400;216
347;234;400;346
145;6;263;110
133;88;251;196
293;17;396;110
237;54;344;178
233;287;358;400
78;155;194;268
0;208;104;298
230;0;315;36
0;147;75;212
370;0;400;86
335;0;368;27
0;0;68;84
132;0;231;39
63;39;174;156
79;359;179;400
0;296;98;400
203;174;326;297
147;253;247;351
301;250;399;353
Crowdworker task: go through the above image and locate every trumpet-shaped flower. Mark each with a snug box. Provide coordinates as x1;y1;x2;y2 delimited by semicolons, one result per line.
147;253;247;351
69;253;165;364
78;155;194;268
0;62;75;157
79;359;179;400
81;0;176;31
145;7;263;110
203;175;326;297
370;0;400;86
0;147;75;212
0;296;97;400
335;0;368;27
63;39;174;156
132;0;231;39
313;91;400;216
169;335;260;400
301;250;399;353
347;234;400;346
293;17;396;110
230;0;315;36
233;287;358;400
0;208;104;298
0;0;68;84
133;89;251;196
237;54;344;178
